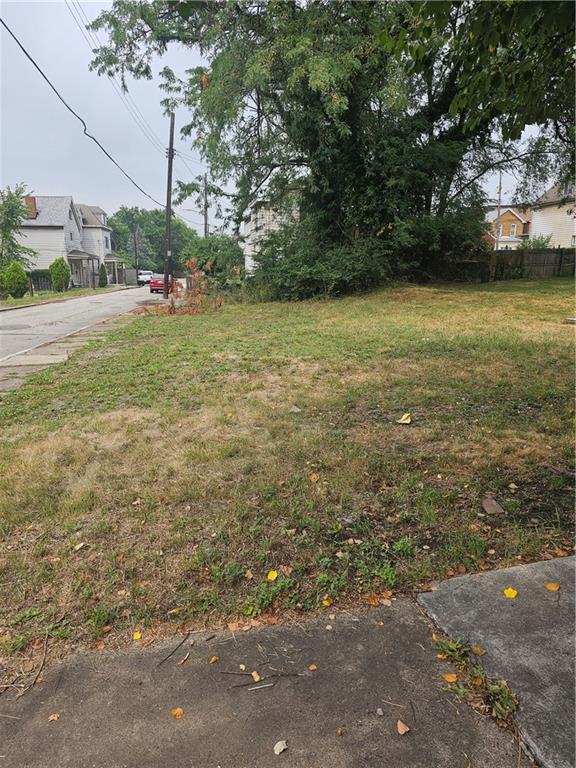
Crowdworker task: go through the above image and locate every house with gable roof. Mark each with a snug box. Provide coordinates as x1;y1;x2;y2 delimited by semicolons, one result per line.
485;206;531;250
17;195;125;287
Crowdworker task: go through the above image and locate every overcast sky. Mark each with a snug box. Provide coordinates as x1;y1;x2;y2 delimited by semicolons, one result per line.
1;1;518;232
1;0;209;232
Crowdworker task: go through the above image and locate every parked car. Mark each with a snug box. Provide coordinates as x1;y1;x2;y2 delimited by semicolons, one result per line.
137;270;153;286
149;274;174;294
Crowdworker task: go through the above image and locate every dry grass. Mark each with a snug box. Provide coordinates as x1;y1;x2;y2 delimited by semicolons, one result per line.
0;278;573;675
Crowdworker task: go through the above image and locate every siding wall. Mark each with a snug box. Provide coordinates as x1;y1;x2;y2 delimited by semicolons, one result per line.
242;205;299;273
530;203;575;248
15;227;66;270
63;209;83;254
81;227;111;262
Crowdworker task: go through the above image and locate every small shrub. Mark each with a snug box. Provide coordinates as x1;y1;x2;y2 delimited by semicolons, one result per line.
517;234;552;250
98;263;108;288
49;257;70;292
0;261;28;297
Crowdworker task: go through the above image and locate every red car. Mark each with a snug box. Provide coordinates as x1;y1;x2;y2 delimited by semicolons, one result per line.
149;274;174;294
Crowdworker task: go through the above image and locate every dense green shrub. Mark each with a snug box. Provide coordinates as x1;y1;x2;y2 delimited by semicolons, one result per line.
0;261;28;298
517;234;553;250
49;257;70;292
98;263;108;288
250;221;416;300
403;208;491;280
247;202;491;301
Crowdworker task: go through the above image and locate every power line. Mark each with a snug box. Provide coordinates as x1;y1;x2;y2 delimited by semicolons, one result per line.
68;0;210;195
174;211;204;227
65;0;167;157
72;0;168;155
0;15;164;207
174;149;206;165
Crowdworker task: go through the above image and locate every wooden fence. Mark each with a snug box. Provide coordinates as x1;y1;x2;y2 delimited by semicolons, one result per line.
492;248;575;280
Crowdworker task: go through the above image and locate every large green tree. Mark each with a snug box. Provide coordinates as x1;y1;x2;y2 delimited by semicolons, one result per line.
91;1;574;294
0;184;35;270
109;206;199;271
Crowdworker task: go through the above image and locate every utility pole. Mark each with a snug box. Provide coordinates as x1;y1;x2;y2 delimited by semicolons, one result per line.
495;170;502;252
163;112;176;299
203;172;209;237
133;225;139;283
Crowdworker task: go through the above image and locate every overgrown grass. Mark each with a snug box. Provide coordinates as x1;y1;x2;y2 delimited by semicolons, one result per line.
0;279;573;662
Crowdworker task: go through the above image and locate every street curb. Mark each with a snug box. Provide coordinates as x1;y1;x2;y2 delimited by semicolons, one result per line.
0;295;160;364
0;285;140;313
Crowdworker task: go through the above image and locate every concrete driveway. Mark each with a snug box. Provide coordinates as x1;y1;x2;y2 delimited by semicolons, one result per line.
0;287;159;361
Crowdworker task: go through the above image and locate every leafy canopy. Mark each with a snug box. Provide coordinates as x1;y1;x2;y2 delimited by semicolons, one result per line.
0;184;35;270
91;1;574;296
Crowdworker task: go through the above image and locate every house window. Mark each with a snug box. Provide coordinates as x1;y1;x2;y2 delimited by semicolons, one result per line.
68;210;72;220
495;224;502;237
571;235;575;247
509;223;516;237
105;235;110;249
70;231;74;240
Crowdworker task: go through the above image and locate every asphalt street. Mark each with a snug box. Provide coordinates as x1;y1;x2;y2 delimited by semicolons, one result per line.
0;287;159;361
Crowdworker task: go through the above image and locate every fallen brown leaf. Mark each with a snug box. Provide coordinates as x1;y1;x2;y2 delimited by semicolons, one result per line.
48;713;60;722
442;673;458;683
544;582;560;592
171;707;184;720
365;593;380;607
396;719;410;735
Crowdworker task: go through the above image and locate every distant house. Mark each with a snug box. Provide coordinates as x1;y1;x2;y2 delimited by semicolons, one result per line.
530;183;575;248
241;200;299;273
485;206;531;250
76;204;125;285
17;196;125;287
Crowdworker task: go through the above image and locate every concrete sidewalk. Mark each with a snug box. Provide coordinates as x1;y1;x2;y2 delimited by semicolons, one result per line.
0;286;159;361
419;557;575;768
0;601;526;768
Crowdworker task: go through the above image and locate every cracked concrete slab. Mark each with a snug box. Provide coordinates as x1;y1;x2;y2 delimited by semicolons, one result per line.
419;558;575;768
0;601;529;768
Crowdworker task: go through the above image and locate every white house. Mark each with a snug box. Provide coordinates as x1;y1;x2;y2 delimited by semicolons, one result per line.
530;183;575;248
17;196;125;287
76;204;125;285
241;200;299;273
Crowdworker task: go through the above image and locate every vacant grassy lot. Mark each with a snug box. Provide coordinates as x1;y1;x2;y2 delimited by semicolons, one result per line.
0;279;573;662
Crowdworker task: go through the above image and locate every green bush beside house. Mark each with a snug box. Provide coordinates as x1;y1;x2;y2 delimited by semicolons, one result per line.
0;261;28;298
49;257;71;293
98;263;108;288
